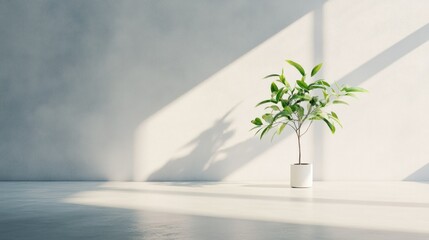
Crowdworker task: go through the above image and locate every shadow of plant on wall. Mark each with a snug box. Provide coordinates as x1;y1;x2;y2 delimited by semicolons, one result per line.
147;109;234;181
147;107;291;181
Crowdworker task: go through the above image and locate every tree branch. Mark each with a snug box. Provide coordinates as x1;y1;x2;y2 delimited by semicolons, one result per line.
300;120;313;137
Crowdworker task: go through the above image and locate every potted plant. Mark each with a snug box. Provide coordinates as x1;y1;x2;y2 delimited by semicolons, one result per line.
251;60;366;188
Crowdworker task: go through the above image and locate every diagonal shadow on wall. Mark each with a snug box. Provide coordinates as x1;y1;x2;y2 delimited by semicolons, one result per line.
336;23;429;86
404;163;429;182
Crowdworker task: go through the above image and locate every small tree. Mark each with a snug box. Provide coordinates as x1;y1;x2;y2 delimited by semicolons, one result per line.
251;60;366;165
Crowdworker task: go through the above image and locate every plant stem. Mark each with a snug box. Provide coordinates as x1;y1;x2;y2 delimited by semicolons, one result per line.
295;106;315;164
297;130;302;165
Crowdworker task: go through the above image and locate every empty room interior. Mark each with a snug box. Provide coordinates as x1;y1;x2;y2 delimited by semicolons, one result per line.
1;0;429;239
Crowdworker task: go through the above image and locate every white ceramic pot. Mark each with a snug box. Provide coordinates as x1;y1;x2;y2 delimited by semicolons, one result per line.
290;163;313;188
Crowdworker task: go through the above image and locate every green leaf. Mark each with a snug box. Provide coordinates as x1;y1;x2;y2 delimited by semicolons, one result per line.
309;115;322;120
262;113;273;123
309;96;319;106
263;74;280;79
322;90;331;104
279;70;286;84
283;106;293;114
272;112;284;122
271;82;278;93
277;123;286;135
316;80;330;87
291;94;311;102
286;60;306;76
296;105;305;119
345;93;357;98
311;63;323;77
322;90;328;98
251;118;263;126
343;87;367;93
282;76;291;88
279;76;286;85
323;118;336;134
280;99;289;108
275;88;286;102
329;111;343;128
308;84;326;90
265;105;280;111
303;95;312;101
272;108;293;123
296;80;309;90
313;79;330;87
256;99;275;107
333;100;348;105
260;126;271;139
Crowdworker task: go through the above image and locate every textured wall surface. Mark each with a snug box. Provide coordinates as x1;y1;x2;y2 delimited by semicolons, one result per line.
0;0;428;181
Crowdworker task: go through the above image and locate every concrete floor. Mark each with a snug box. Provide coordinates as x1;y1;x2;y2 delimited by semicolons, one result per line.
1;182;429;240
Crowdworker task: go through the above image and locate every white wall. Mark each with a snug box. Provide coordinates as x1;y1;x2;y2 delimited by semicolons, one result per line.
1;0;428;181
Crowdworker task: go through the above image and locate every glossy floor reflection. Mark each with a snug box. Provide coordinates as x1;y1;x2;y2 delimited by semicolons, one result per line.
1;182;429;239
